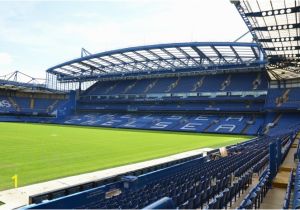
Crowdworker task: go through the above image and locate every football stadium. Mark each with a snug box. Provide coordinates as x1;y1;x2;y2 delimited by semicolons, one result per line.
0;0;300;209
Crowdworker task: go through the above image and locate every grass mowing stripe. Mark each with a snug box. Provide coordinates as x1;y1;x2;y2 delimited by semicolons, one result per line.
0;122;250;190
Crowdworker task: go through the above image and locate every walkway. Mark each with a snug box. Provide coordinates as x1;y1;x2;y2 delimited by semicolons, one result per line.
260;133;300;209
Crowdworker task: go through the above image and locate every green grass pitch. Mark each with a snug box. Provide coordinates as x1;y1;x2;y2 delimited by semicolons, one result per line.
0;122;251;190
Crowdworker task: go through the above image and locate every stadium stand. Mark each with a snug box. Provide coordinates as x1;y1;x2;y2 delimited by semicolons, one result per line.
0;87;68;117
23;137;273;209
0;95;16;113
57;113;264;135
266;87;300;110
2;42;300;210
65;71;269;136
2;40;300;209
83;72;268;96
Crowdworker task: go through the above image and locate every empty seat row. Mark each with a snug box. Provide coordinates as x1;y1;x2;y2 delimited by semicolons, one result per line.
293;163;300;209
204;171;253;209
283;169;294;209
238;169;270;209
84;72;267;96
94;140;271;209
0;95;66;114
60;113;265;135
24;137;278;209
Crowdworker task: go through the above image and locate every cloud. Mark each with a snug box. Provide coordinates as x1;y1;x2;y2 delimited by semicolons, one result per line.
0;53;13;65
0;0;251;78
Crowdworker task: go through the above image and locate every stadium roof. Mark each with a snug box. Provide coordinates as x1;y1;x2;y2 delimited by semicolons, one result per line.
231;0;300;79
0;71;64;93
47;42;265;82
0;71;46;89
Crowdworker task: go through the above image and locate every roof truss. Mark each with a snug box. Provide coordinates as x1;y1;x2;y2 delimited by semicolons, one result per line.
232;0;300;75
47;42;264;82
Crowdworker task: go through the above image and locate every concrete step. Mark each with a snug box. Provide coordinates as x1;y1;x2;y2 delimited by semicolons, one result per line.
272;171;291;188
259;187;286;209
280;165;295;172
292;143;298;148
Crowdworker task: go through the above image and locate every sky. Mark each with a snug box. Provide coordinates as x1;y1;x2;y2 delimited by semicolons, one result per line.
0;0;252;80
